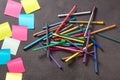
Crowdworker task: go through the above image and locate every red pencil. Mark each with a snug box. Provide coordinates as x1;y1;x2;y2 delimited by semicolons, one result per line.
55;5;77;33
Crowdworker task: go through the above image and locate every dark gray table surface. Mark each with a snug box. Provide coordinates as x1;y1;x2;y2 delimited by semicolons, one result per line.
0;0;120;80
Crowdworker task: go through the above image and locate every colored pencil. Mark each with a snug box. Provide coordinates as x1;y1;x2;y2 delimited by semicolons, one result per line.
58;11;91;17
39;43;63;70
97;33;120;43
24;32;53;50
55;5;76;33
84;6;96;36
69;21;104;24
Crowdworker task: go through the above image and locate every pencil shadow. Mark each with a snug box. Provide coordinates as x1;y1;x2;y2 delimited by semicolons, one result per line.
38;53;46;59
100;48;104;52
67;57;81;67
67;58;76;67
93;7;97;22
83;56;90;66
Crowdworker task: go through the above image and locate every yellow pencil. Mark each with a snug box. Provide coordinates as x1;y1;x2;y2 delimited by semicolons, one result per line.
65;52;80;62
62;51;94;61
83;43;93;50
53;33;84;43
65;43;93;62
52;24;83;38
60;24;83;34
69;21;104;25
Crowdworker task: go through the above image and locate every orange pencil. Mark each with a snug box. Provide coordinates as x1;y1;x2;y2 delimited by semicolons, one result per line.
91;24;116;35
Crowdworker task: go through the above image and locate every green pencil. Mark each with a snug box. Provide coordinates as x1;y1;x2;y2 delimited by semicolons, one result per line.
97;33;120;43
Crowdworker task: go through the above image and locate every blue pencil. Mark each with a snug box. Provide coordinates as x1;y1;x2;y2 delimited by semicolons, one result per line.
90;38;102;49
94;43;99;74
24;32;53;50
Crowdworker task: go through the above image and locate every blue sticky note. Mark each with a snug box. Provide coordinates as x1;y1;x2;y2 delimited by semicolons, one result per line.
19;14;34;29
0;49;11;65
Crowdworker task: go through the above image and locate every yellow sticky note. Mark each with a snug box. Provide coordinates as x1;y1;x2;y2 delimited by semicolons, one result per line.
21;0;40;14
0;22;12;40
5;72;22;80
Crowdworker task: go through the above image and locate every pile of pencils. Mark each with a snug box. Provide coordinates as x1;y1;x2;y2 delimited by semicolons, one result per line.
24;5;120;74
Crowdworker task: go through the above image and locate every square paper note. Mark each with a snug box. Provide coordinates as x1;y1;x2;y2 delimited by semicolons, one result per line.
0;49;11;65
19;14;34;29
12;25;28;41
4;0;22;18
21;0;40;14
7;57;25;73
5;72;22;80
0;22;12;40
2;37;20;55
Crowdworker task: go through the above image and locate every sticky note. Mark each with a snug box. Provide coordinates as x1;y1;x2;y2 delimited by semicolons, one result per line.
7;57;25;73
12;25;28;41
0;49;11;65
4;0;22;18
1;37;20;55
0;22;12;40
21;0;40;14
19;14;34;29
5;72;22;80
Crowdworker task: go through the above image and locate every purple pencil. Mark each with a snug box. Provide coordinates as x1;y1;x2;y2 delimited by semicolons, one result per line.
39;42;63;70
83;30;91;63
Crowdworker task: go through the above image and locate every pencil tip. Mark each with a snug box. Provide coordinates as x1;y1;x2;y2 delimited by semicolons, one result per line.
60;67;63;71
61;59;65;62
100;48;104;52
23;49;26;51
95;72;99;75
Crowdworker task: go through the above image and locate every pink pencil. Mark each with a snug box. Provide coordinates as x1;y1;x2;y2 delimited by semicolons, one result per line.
54;46;83;52
49;47;81;51
54;37;62;41
71;32;84;37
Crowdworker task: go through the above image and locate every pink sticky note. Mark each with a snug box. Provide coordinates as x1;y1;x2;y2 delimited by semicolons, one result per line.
12;25;27;41
7;57;25;73
4;0;22;18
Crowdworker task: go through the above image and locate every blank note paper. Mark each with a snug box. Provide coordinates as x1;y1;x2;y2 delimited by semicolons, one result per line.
7;57;25;73
0;22;12;41
21;0;40;14
1;37;20;55
19;14;34;29
12;25;28;41
4;0;22;18
5;72;22;80
0;49;11;65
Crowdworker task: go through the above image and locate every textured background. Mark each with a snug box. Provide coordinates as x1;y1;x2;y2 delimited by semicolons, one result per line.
0;0;120;80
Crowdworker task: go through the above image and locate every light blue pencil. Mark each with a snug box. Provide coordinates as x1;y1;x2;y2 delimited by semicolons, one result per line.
24;32;53;50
